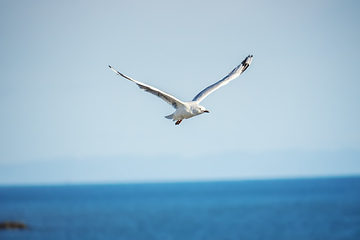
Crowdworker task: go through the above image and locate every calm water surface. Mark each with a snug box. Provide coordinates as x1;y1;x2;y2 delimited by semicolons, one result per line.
1;177;360;240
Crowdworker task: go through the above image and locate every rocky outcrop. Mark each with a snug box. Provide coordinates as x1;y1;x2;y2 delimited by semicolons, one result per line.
0;222;27;230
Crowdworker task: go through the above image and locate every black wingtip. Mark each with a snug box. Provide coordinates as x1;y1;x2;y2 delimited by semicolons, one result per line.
108;65;112;68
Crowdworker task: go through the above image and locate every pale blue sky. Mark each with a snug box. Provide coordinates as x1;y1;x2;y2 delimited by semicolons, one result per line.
0;0;359;185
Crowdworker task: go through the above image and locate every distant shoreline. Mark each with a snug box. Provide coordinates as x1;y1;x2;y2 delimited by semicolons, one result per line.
0;174;359;188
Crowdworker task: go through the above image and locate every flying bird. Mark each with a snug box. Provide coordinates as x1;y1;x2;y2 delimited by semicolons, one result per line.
109;55;253;125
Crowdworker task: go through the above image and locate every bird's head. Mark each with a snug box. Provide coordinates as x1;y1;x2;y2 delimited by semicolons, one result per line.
198;106;210;114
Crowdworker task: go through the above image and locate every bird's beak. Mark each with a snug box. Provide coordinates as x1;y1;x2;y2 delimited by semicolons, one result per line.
204;110;210;113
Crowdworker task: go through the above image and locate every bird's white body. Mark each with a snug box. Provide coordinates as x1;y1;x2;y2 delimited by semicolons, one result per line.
166;102;207;121
109;55;253;125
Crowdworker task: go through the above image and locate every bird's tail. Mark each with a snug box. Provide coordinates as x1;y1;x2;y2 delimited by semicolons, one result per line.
164;114;174;120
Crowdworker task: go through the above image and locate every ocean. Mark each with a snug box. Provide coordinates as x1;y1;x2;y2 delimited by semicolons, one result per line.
0;177;359;240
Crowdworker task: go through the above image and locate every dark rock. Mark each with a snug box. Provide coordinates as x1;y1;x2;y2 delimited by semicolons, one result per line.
0;222;27;230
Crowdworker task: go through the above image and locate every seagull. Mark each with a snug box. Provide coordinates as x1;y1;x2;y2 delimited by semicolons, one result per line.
109;55;253;125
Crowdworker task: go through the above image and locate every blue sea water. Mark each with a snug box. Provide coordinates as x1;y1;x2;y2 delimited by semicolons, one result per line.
0;177;360;240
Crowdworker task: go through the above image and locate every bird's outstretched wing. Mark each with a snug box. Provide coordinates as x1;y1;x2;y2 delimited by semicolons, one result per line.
192;55;253;103
109;66;184;109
